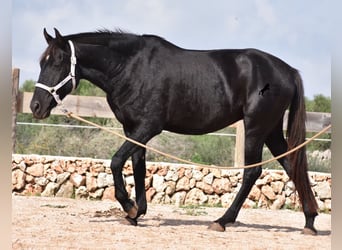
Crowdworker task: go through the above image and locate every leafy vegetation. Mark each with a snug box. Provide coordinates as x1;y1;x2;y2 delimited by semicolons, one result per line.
305;94;331;113
15;80;331;172
305;94;331;152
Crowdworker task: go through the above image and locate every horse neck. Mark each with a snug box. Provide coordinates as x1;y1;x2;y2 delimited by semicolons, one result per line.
75;34;142;93
76;43;125;92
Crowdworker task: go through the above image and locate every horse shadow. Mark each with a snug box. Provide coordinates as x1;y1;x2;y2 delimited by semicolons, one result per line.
155;218;331;236
89;217;331;236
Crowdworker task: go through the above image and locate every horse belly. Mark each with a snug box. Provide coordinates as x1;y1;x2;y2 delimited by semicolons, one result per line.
164;104;242;135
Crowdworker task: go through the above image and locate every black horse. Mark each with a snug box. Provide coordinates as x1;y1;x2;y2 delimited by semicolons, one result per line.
30;28;318;235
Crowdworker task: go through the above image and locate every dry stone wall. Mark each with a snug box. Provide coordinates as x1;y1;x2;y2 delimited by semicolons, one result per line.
12;154;331;212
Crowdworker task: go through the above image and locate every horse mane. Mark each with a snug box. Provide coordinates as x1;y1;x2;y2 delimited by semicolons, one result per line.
95;28;135;35
39;28;142;64
65;29;139;45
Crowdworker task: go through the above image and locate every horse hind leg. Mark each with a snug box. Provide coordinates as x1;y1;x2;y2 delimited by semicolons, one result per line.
209;134;264;231
265;123;318;235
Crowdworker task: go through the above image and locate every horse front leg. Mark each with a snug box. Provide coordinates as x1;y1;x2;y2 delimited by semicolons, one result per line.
110;128;156;226
110;146;147;225
110;141;139;223
132;148;148;218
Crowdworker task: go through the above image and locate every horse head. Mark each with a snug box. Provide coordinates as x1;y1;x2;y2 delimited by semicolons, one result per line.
30;28;80;119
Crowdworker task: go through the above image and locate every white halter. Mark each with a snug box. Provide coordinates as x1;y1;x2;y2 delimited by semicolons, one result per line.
35;40;77;105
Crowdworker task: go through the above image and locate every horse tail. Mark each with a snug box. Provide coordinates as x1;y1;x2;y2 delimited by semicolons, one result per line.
286;70;318;214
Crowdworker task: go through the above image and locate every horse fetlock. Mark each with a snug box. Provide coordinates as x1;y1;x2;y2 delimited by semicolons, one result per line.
120;200;139;226
126;200;138;219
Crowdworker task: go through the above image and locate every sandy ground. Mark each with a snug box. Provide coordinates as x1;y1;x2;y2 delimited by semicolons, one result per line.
12;195;331;250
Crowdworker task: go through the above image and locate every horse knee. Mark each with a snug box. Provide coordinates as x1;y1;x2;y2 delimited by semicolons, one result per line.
110;155;129;202
110;155;125;174
132;152;145;167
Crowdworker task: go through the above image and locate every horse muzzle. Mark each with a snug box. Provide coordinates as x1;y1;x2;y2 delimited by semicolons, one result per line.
30;100;52;119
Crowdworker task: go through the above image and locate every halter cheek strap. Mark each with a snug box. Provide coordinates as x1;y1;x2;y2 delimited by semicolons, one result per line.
35;40;77;105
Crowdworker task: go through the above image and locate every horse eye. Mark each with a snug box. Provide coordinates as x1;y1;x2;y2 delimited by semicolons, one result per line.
45;54;50;61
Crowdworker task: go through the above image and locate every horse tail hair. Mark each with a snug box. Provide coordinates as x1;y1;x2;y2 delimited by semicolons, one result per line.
286;70;318;215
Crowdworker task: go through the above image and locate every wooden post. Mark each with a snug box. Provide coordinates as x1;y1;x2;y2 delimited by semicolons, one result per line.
12;68;20;153
234;120;245;167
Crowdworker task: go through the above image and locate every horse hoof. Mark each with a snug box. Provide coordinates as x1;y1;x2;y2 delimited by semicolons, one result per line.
127;201;138;219
302;227;317;235
120;216;138;226
208;222;225;232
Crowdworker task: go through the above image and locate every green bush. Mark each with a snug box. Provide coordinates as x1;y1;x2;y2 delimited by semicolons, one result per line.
189;135;235;166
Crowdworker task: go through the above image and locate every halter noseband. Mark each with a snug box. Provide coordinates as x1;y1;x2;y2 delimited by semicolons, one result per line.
35;40;77;105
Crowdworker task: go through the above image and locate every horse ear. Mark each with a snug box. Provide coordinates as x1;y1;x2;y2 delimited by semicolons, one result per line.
54;28;66;49
43;28;53;44
54;28;63;39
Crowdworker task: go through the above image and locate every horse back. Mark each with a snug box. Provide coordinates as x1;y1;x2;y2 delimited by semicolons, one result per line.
111;36;297;135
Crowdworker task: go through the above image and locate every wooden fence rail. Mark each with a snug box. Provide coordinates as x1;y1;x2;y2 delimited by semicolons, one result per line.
16;90;332;132
12;68;331;166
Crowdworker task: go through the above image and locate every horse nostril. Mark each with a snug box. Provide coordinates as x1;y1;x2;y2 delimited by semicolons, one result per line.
31;101;41;113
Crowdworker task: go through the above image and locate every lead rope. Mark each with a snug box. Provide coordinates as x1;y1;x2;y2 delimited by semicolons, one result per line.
61;108;331;170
